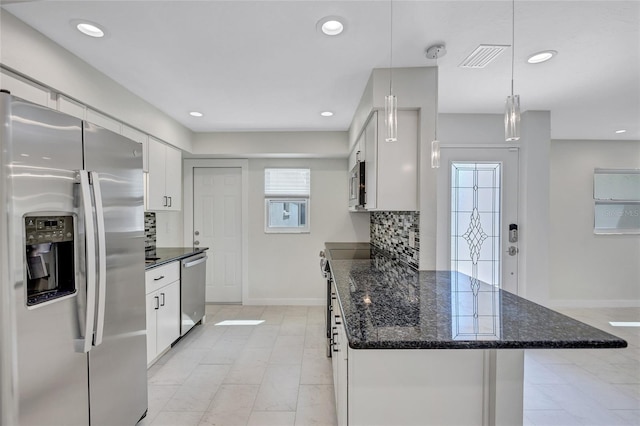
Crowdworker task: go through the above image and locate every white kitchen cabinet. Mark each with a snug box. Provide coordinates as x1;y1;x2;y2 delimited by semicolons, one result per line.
361;109;418;211
0;69;53;108
329;268;350;425
145;262;181;365
147;136;182;211
331;283;349;426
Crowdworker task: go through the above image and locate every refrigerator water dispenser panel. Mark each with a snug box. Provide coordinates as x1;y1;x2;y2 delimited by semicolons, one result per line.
24;214;76;306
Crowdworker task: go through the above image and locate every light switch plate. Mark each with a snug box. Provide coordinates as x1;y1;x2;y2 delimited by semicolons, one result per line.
409;231;416;248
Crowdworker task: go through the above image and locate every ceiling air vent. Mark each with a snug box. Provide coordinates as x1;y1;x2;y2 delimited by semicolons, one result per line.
459;44;510;69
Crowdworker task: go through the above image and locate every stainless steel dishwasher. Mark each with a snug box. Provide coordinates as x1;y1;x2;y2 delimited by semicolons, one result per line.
180;252;207;336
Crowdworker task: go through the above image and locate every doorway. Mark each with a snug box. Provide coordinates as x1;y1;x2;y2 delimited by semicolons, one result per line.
436;147;519;294
184;160;248;304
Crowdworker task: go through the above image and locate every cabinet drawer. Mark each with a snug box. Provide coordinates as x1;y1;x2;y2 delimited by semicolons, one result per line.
145;261;180;294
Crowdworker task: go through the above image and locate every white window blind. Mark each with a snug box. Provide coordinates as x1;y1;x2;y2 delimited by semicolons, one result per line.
264;168;310;196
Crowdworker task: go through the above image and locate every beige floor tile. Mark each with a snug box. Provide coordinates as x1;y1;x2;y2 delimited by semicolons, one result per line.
150;411;204;426
300;357;333;385
247;411;296;426
146;384;180;422
224;363;267;385
253;364;301;411
294;384;337;426
199;384;259;426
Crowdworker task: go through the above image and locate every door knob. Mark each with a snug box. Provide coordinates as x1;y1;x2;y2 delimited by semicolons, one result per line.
194;230;200;236
507;246;518;256
194;240;200;246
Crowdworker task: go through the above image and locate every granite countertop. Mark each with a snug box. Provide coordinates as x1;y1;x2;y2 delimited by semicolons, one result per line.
145;247;208;269
327;244;627;350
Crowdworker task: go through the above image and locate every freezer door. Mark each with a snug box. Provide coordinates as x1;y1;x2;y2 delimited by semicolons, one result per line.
5;95;91;425
83;122;148;425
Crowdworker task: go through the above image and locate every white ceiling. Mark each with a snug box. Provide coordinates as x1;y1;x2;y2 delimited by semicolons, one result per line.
3;1;640;140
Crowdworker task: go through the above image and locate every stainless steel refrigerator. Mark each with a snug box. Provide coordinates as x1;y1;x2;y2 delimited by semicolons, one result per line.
0;92;148;425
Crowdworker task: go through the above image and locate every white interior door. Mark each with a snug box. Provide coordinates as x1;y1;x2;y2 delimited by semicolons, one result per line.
436;147;519;294
193;167;242;303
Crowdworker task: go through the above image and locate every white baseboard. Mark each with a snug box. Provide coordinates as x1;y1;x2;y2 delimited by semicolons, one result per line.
547;299;640;309
242;298;325;306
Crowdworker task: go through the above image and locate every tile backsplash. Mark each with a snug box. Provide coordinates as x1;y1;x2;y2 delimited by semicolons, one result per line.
145;212;156;251
370;211;419;269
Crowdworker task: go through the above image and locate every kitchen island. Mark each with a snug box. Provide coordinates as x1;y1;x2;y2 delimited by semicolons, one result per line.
324;243;627;426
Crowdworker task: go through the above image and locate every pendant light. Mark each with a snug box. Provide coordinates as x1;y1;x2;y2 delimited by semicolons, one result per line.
384;0;397;142
505;0;520;141
426;44;446;168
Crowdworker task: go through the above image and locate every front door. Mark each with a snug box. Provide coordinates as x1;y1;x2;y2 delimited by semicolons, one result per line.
193;167;243;303
436;147;519;294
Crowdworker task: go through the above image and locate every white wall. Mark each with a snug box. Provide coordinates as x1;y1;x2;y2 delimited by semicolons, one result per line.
246;158;370;304
0;11;193;152
437;112;552;304
549;139;640;308
192;131;348;158
154;211;184;247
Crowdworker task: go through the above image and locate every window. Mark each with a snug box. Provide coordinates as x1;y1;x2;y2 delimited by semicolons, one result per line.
264;168;310;233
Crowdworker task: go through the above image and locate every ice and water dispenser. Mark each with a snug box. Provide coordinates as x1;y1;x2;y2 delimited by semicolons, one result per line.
24;215;76;306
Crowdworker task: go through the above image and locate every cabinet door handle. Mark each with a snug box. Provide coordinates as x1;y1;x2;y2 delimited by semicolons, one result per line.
168;196;172;207
160;292;165;307
154;296;159;310
163;196;168;207
153;275;165;281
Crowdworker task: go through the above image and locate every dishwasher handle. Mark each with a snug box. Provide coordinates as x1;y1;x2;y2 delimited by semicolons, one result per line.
183;254;208;268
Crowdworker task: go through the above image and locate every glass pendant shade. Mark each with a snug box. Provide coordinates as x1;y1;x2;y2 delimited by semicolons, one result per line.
504;94;521;141
384;94;398;142
431;140;440;168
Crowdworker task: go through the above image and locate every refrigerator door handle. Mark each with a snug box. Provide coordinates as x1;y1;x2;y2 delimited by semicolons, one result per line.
91;171;107;347
77;171;97;353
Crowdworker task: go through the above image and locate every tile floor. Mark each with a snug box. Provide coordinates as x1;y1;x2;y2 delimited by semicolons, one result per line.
524;307;640;426
141;305;639;426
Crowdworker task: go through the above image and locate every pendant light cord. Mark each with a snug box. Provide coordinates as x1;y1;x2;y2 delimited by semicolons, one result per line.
511;0;515;96
389;0;393;95
434;53;439;140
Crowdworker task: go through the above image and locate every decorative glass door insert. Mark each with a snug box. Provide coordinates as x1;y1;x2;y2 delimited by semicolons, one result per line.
451;162;501;287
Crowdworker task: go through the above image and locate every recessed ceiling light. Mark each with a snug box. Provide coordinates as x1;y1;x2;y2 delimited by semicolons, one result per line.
527;50;557;64
75;21;105;38
189;111;203;117
320;111;334;117
317;16;345;36
615;129;627;134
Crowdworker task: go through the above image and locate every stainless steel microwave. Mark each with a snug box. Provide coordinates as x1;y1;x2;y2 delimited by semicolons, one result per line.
349;160;366;209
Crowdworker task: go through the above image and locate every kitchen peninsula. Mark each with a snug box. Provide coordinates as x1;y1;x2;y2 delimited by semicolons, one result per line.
324;243;627;426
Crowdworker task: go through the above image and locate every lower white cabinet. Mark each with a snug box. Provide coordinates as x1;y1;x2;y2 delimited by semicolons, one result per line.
331;284;349;426
145;262;181;365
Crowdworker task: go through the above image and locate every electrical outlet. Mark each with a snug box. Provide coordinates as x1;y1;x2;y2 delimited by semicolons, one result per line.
408;231;416;248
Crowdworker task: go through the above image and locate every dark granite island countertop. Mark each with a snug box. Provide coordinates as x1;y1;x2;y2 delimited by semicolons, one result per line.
145;247;208;269
328;247;627;350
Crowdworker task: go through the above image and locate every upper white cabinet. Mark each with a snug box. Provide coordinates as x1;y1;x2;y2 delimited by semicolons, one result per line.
0;69;53;108
355;109;418;211
147;136;182;211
